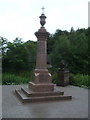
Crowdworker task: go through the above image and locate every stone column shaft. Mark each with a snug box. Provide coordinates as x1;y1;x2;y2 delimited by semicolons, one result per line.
36;40;47;69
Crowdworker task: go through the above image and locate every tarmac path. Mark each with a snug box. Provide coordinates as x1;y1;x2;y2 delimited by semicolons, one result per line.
2;85;88;119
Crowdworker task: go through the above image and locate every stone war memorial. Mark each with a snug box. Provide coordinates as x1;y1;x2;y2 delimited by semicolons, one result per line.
15;8;72;103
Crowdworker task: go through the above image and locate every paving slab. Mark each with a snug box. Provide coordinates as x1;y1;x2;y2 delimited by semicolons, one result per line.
2;85;88;118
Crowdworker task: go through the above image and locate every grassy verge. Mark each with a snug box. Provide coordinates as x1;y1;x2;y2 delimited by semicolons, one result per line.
2;72;31;85
2;72;90;89
69;73;89;89
50;69;89;88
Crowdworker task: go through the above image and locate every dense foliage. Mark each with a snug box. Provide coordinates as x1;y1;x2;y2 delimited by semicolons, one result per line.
69;73;89;88
1;27;89;86
2;72;30;85
2;37;36;73
48;27;88;74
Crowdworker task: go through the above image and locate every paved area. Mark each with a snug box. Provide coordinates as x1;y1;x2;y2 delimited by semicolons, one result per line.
2;85;88;118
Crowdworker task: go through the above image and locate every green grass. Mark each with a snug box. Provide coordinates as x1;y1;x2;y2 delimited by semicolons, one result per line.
2;72;90;89
51;70;89;88
69;73;89;88
2;72;31;85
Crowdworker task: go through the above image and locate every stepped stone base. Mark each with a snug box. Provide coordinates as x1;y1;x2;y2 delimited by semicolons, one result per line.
15;86;72;103
29;82;54;92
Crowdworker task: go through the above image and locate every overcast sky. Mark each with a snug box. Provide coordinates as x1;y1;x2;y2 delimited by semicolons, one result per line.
0;0;89;42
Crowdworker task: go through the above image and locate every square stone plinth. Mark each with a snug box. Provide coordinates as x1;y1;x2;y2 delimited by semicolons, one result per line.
29;82;54;92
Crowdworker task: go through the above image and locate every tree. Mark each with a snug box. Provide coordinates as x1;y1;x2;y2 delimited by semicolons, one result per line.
2;38;37;73
48;28;88;74
0;36;8;55
2;28;88;75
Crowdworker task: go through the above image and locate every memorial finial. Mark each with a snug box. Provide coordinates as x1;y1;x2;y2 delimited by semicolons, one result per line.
40;7;46;27
41;7;45;14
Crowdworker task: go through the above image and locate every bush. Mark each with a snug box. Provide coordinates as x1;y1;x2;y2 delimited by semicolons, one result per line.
69;73;89;88
49;67;58;84
51;72;57;84
2;73;31;85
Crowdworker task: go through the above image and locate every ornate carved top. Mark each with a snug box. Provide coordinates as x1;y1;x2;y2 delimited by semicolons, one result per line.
39;7;46;27
35;8;49;40
39;14;46;27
